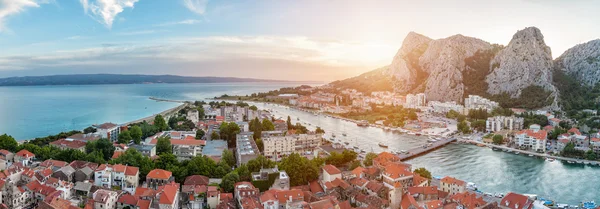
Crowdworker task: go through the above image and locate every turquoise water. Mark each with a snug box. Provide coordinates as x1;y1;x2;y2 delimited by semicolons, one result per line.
251;102;600;205
0;83;312;140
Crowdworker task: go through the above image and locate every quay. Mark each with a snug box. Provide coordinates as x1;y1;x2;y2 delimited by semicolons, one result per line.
398;138;457;161
149;97;189;103
465;140;600;165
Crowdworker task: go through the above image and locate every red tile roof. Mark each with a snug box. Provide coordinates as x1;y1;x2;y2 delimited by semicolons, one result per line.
112;151;124;159
40;160;68;168
50;139;87;149
408;186;438;195
159;183;178;205
16;149;35;158
149;138;206;146
383;163;413;179
441;176;466;186
147;169;172;179
401;193;423;209
0;149;11;155
137;199;151;209
322;164;341;175
348;177;368;187
351;166;365;177
568;128;582;136
450;192;487;209
365;180;384;193
426;200;443;209
309;180;324;194
184;175;210;186
413;173;428;186
516;129;547;140
117;193;138;205
500;192;534;209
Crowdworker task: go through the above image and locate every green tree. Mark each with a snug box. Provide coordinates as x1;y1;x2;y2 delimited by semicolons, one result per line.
446;110;460;119
83;126;97;134
492;134;504;145
363;152;377;166
219;122;241;147
156;153;179;169
222;150;236;168
0;134;18;152
85;138;115;161
196;130;206;139
249;118;263;140
349;160;361;170
457;115;467;123
315;126;325;134
154;115;169;131
130;126;143;144
261;119;275;131
414;167;432;179
286;116;293;130
156;136;172;155
118;130;133;144
585;150;597;160
278;153;319;186
197;107;205;119
210;132;220;140
247;155;276;172
112;149;156;180
470;120;486;132
235;164;251;181
221;172;240;193
249;105;258;111
458;121;471;134
255;138;264;152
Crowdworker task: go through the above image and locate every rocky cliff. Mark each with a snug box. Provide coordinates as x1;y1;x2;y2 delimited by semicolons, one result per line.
387;32;432;93
555;39;600;86
486;27;556;98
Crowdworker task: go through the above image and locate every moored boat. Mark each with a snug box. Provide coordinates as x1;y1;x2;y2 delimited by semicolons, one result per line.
378;143;389;148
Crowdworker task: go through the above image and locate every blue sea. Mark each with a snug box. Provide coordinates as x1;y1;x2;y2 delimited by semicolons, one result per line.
0;82;315;140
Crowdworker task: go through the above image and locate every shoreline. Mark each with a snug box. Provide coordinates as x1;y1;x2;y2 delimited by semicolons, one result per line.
18;98;188;142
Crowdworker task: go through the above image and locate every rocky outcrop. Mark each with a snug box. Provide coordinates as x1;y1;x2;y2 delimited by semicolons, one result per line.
387;32;432;93
555;39;600;86
420;35;492;102
486;27;556;97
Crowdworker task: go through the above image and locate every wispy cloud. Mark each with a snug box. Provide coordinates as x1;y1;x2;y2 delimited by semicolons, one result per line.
79;0;140;29
0;0;48;33
116;29;167;36
183;0;209;15
154;19;202;27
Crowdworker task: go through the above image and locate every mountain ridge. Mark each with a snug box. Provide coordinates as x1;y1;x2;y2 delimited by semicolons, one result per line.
0;74;301;86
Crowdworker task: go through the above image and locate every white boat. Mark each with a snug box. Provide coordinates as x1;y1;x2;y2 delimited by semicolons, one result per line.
466;182;478;191
514;152;520;155
528;154;534;157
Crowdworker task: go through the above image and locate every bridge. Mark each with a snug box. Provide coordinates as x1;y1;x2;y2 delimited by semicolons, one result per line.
398;138;457;161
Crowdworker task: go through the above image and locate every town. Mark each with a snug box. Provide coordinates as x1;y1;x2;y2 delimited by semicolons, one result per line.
0;90;594;209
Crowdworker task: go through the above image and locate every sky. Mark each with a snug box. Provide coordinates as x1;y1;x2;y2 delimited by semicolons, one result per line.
0;0;599;81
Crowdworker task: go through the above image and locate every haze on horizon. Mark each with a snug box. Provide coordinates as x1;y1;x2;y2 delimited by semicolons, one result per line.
0;0;598;82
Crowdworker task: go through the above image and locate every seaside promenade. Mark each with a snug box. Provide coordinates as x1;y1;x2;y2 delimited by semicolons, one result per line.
465;140;600;165
397;137;457;161
122;99;190;126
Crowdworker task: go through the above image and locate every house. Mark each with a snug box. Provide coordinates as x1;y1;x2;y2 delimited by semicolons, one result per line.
372;152;404;169
96;122;120;142
259;189;304;209
0;150;14;170
515;124;547;152
382;163;413;190
149;137;206;161
66;133;101;143
116;193;138;209
407;186;439;201
207;186;221;209
74;166;94;182
400;193;422;209
146;169;174;189
51;166;75;182
39;159;68;172
158;182;180;209
321;164;342;182
129;144;157;158
14;149;35;166
500;192;534;209
440;176;466;195
93;189;118;209
73;181;93;197
95;164;140;194
49;139;87;152
449;192;487;209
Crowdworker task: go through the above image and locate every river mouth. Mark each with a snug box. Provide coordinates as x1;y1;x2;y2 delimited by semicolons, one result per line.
250;102;600;205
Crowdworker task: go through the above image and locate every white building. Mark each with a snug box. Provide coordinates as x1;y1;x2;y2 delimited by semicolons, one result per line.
95;122;120;142
485;116;524;132
405;93;426;108
262;133;322;161
93;189;118;209
236;133;260;166
515;124;547;152
321;165;342;182
428;101;465;114
464;95;499;112
94;164;140;194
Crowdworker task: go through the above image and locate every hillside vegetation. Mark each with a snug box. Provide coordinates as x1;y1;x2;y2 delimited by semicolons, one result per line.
330;66;394;94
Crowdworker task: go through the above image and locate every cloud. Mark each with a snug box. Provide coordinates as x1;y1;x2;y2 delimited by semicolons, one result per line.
0;0;48;32
80;0;139;29
0;35;395;81
183;0;209;15
154;19;202;27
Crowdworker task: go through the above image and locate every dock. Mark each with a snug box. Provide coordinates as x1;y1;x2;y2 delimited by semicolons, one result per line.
149;97;188;103
398;138;457;161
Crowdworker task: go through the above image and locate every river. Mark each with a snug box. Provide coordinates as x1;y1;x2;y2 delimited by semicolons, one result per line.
250;102;599;205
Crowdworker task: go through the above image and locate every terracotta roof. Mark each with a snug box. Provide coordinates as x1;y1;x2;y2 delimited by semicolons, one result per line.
383;163;413;179
592;138;600;142
149;138;206;146
147;169;172;179
500;192;534;209
309;180;324;194
134;187;157;198
408;186;438;195
441;176;466;186
125;166;139;176
568;128;582;136
309;198;336;209
274;189;304;203
0;149;11;155
117;193;138;205
240;196;261;209
351;166;365;177
426;200;443;209
348;177;368;187
558;139;570;144
182;185;207;194
137;199;151;209
184;175;210;186
113;164;126;172
413;173;428;186
16;149;35;158
112;151;124;159
159;184;178;205
40;159;68;168
97;123;118;129
322;164;341;175
365;180;384;193
401;193;423;209
516;129;547;140
50;139;87;149
451;192;488;209
373;151;400;166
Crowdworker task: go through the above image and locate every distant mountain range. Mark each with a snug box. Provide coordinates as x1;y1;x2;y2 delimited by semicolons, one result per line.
331;26;600;110
0;74;291;86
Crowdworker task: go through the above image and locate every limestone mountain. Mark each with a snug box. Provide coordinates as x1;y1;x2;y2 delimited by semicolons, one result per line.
555;39;600;86
486;27;556;97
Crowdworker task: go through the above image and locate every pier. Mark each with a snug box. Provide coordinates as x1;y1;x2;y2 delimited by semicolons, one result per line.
149;97;189;103
397;138;457;161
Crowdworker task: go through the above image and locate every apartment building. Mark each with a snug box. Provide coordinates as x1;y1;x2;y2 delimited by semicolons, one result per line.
486;116;524;132
262;133;321;161
236;133;260;166
94;164;140;194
